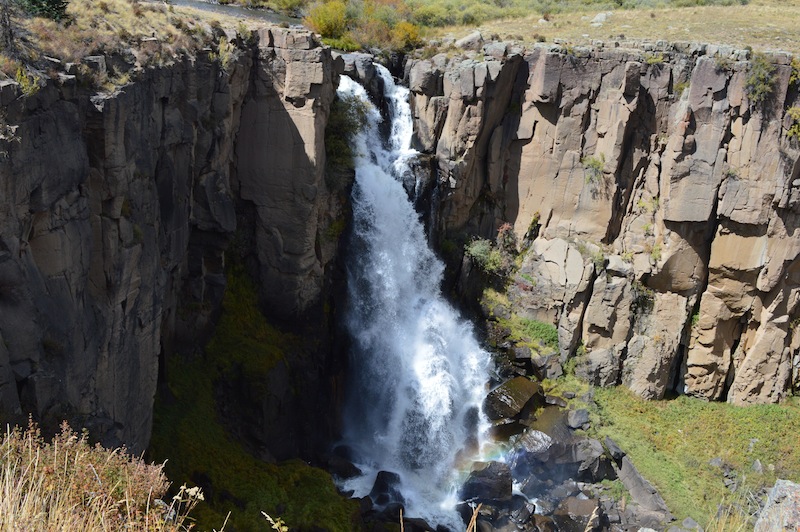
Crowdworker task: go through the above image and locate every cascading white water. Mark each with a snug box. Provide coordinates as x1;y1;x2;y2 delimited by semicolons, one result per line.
338;67;492;529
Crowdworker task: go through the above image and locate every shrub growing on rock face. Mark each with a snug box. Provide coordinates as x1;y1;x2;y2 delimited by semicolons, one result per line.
745;52;776;106
582;153;605;185
786;106;800;140
465;238;504;274
325;92;369;177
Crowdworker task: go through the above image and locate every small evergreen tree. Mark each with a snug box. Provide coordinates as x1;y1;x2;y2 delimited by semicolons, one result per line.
0;0;17;53
19;0;68;21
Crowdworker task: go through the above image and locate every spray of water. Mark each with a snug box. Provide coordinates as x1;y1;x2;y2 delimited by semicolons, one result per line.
338;67;492;529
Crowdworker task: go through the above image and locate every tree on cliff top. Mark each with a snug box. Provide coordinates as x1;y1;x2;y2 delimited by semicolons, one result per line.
0;0;19;53
19;0;68;20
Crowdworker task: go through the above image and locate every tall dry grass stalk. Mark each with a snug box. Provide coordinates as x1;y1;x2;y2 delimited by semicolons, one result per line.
0;419;204;531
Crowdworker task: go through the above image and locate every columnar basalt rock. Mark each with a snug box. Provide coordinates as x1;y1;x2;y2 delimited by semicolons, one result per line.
235;27;339;317
408;39;800;404
0;27;342;453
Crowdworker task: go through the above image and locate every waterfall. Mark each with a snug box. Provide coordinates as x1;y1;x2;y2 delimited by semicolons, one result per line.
338;67;492;529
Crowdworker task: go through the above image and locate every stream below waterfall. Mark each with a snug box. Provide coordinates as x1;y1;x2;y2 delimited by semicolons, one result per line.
337;67;493;530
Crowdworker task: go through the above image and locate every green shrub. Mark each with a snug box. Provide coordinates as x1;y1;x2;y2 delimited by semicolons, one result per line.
209;36;237;72
19;0;68;20
631;280;655;315
714;55;733;72
645;52;664;65
465;238;504;274
14;66;40;96
745;52;776;106
459;2;502;25
790;58;800;87
411;3;453;26
304;0;348;39
786;106;800;140
391;20;421;50
323;34;360;51
325;92;369;174
582;153;605;185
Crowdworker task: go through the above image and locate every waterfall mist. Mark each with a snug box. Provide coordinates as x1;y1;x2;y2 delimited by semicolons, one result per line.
337;67;492;529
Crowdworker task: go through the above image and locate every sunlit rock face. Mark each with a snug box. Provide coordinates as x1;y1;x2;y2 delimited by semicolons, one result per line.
406;41;800;405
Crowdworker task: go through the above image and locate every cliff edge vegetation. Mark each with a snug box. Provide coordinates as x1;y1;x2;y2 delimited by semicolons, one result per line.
0;420;205;531
0;0;241;90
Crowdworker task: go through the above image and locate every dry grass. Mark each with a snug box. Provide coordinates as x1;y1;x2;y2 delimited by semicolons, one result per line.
444;0;800;54
0;419;205;531
0;0;263;85
23;0;214;66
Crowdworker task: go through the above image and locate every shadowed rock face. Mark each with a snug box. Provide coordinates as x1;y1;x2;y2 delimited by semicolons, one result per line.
406;41;800;405
0;27;343;454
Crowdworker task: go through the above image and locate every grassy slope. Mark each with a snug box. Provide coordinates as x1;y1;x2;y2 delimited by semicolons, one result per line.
150;268;358;532
468;0;800;54
591;387;800;526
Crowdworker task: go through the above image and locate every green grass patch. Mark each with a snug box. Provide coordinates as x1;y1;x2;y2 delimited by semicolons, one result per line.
591;387;800;527
150;267;359;531
499;315;558;353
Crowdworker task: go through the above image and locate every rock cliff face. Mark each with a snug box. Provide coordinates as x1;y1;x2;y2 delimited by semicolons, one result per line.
406;41;800;404
0;27;342;453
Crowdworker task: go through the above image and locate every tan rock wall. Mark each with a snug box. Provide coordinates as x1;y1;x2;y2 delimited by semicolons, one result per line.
409;41;800;404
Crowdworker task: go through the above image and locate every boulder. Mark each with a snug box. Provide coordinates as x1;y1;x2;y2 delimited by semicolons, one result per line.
516;429;553;456
483;377;543;420
755;479;800;532
575;347;621;387
618;456;672;517
552;497;603;531
369;471;405;507
604;437;625;462
455;31;484;51
567;408;590;429
461;461;513;501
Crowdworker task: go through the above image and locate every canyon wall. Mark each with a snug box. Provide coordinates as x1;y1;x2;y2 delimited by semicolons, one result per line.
2;23;799;459
0;27;343;453
407;39;800;404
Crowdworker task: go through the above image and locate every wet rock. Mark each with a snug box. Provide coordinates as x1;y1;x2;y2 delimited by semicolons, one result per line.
461;461;513;501
369;471;405;507
517;429;554;455
544;394;568;408
324;453;362;479
552;497;603;531
483;377;543;420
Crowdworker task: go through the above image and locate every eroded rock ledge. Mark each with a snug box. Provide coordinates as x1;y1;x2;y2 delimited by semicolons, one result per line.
405;39;800;405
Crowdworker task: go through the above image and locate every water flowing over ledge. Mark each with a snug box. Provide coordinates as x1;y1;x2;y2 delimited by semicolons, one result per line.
337;67;493;529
